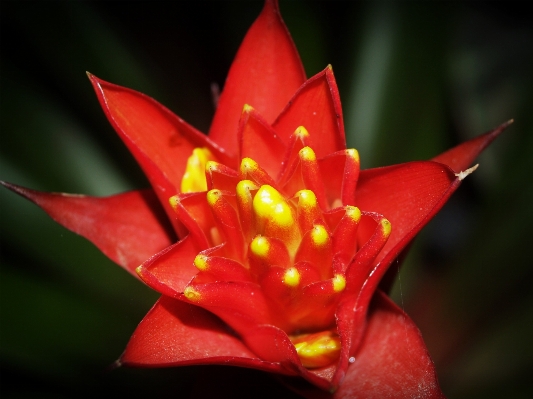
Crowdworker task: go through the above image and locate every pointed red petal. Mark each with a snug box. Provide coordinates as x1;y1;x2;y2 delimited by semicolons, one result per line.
2;182;174;279
354;161;460;311
121;296;286;373
238;105;287;178
432;120;512;172
183;281;272;336
333;291;444;399
273;67;346;158
137;235;199;295
208;0;306;155
88;74;229;234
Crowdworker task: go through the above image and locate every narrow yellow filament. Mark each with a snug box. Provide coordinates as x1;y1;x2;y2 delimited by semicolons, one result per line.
180;147;214;193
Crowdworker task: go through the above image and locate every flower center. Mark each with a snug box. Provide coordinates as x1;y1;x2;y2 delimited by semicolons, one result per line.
174;134;389;369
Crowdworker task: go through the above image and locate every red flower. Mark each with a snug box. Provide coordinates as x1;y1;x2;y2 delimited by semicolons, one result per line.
2;1;511;397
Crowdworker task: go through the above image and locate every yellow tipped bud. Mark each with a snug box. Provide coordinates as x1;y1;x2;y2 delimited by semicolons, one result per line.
292;331;341;368
236;180;258;198
345;206;361;222
206;189;221;206
296;190;317;208
310;225;329;246
250;235;270;258
299;146;316;161
253;185;294;228
183;286;201;301
193;254;208;271
180;147;214;193
381;218;392;237
168;195;180;209
240;157;258;175
345;148;360;163
283;267;300;287
332;274;346;292
294;126;309;138
242;104;254;113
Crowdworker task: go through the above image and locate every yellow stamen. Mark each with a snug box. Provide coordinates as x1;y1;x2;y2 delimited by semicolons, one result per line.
193;254;208;271
180;147;214;193
345;206;361;222
253;185;294;228
183;286;201;301
299;146;316;161
381;218;392;237
242;104;254;113
240;157;259;175
311;225;329;246
332;274;346;292
250;235;270;258
283;267;300;287
206;189;221;206
168;195;180;209
295;189;317;208
292;331;341;368
236;180;258;203
345;148;360;163
294;126;309;138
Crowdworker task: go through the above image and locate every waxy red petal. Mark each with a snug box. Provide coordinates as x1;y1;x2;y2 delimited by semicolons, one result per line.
137;235;199;295
88;74;228;235
273;67;346;158
238;106;287;178
121;296;285;374
333;291;444;399
2;182;174;279
183;281;272;336
209;0;306;156
354;161;460;311
432;120;512;172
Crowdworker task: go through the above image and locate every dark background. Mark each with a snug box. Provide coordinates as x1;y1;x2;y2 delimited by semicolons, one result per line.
1;1;532;398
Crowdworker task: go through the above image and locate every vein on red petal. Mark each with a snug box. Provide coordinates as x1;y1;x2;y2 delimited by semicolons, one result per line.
2;182;174;279
208;0;306;156
273;67;346;158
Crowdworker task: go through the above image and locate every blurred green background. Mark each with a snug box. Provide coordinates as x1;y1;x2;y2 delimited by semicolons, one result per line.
1;1;532;398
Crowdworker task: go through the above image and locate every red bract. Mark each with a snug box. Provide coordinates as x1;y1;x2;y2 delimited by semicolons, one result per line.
2;1;511;397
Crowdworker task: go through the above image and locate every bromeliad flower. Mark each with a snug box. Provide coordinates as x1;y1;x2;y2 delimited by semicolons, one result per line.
2;1;511;397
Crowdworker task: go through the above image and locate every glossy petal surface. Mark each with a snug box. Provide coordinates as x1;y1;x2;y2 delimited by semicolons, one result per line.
89;74;227;234
209;0;306;155
334;291;444;399
2;182;173;278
